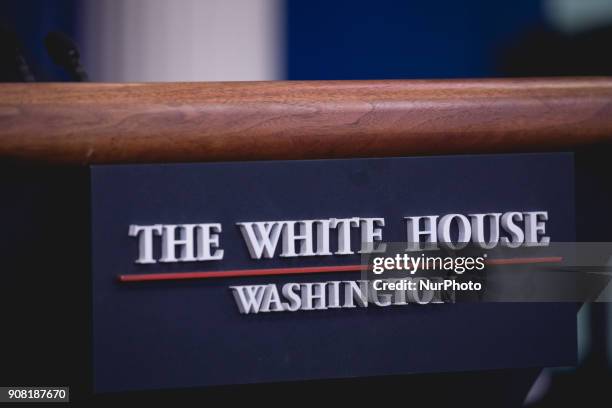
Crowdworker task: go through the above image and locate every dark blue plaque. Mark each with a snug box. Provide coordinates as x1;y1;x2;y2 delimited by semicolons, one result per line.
91;153;576;392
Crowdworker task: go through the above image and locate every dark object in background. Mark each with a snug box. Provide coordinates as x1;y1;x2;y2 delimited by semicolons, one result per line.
0;25;35;82
498;24;612;77
44;31;88;81
499;26;612;406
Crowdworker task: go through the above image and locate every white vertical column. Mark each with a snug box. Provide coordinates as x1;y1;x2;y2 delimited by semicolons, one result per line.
78;0;284;82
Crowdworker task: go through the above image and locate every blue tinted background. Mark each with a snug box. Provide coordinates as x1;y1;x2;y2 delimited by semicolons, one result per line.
2;0;543;80
287;0;543;79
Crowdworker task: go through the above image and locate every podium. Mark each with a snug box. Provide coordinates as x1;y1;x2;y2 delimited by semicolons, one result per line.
1;78;611;405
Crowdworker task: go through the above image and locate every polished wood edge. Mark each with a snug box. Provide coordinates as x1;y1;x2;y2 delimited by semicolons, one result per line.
1;78;612;165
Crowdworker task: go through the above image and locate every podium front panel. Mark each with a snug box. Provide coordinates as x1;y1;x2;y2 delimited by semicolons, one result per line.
91;153;576;392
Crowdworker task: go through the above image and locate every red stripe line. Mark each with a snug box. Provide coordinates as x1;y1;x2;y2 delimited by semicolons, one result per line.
117;256;563;282
485;256;562;265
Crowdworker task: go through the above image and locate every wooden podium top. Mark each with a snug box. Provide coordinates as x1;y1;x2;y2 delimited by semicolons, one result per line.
1;77;612;164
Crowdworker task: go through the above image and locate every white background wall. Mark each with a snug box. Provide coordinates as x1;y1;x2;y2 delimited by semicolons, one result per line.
78;0;283;82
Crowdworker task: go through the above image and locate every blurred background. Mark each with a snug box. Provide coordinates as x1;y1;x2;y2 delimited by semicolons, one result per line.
3;0;612;82
1;0;612;406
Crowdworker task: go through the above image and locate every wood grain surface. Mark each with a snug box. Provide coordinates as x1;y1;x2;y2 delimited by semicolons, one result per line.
1;78;612;164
